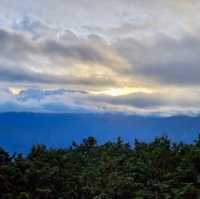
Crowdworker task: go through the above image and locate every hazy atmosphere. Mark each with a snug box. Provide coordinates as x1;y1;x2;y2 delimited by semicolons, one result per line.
2;1;200;198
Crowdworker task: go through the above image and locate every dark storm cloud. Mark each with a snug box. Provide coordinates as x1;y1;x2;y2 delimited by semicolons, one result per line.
113;34;200;86
0;28;35;60
1;16;200;88
1;19;200;89
0;26;121;73
41;40;110;65
134;62;200;86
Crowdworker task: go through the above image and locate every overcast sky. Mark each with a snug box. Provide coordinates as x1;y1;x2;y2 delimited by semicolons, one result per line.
0;0;200;115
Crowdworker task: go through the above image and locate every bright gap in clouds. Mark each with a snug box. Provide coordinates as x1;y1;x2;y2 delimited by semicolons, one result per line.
90;87;153;96
8;87;23;95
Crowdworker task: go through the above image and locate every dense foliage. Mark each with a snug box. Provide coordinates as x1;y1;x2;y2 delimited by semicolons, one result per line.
1;136;200;198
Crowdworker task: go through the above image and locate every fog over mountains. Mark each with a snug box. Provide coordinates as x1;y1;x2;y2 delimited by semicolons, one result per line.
1;87;200;116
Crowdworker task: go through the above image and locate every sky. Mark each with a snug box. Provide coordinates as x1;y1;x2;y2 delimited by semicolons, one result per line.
0;0;200;116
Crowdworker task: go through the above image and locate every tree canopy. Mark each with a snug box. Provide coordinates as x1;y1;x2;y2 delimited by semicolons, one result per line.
1;135;200;198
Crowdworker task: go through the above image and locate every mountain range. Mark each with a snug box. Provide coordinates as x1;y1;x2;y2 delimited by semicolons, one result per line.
0;112;200;153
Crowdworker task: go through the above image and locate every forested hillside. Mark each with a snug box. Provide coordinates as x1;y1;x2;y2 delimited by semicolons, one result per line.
1;136;200;198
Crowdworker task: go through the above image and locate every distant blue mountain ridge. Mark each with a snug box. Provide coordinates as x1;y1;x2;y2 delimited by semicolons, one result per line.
0;112;200;153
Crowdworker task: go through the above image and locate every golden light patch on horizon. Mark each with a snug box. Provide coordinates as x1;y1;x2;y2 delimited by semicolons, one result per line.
90;87;153;97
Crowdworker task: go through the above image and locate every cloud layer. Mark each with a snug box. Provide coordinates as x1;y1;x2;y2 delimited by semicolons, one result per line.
0;0;200;115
